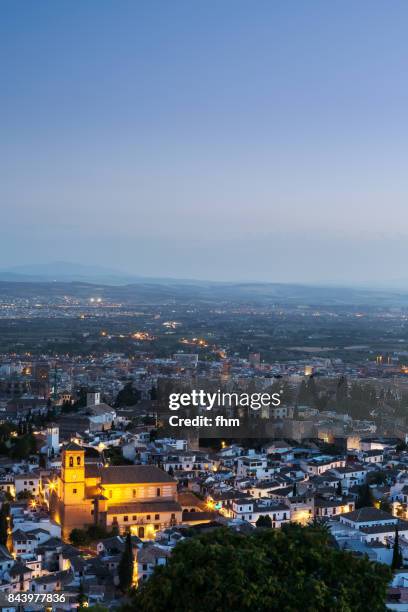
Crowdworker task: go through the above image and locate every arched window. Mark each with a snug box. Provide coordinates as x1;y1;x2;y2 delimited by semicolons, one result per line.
77;456;81;466
69;456;74;467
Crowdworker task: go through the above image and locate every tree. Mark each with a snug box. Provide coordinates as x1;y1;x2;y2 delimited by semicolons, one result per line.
256;515;272;528
122;525;391;612
336;376;348;407
0;503;10;547
392;528;403;570
16;490;34;501
356;484;374;509
77;579;87;609
115;383;141;407
69;528;90;547
380;499;392;514
118;532;134;592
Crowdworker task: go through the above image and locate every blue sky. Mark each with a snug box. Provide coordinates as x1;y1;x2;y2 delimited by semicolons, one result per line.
1;1;408;285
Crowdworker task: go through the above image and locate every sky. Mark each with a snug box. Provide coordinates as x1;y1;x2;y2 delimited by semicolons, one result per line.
1;1;408;285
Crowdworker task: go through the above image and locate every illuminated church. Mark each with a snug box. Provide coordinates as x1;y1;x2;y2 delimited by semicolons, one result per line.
50;443;182;539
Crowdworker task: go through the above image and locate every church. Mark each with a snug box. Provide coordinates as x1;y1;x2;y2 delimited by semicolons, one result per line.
50;443;182;539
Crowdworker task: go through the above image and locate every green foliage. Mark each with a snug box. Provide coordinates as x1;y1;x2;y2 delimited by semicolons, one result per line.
356;484;374;509
256;515;272;528
16;490;34;500
367;471;388;486
105;446;133;466
0;503;10;547
0;430;38;461
118;532;134;592
77;579;87;608
69;528;90;547
69;524;117;546
86;524;111;541
115;382;141;407
392;528;403;570
379;499;392;514
123;525;391;612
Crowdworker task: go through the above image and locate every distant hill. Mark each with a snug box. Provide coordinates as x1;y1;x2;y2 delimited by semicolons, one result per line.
0;275;408;306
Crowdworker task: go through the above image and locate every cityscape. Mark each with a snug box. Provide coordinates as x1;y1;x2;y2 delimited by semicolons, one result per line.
3;0;408;610
0;277;406;608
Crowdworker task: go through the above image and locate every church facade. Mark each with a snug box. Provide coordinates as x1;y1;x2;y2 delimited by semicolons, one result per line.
50;443;182;539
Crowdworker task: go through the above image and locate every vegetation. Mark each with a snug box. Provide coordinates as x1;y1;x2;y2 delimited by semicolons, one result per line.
115;382;141;407
355;483;375;509
123;525;391;612
256;515;272;528
392;528;403;570
69;524;118;547
0;503;10;547
104;446;133;466
118;532;134;592
16;491;34;501
69;528;90;547
69;523;125;547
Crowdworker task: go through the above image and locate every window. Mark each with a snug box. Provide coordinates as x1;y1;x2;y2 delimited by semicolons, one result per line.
133;489;136;498
156;488;161;497
73;488;77;494
109;490;112;499
155;514;160;520
132;515;136;521
143;564;147;571
171;513;175;519
77;457;81;466
146;514;151;520
154;524;160;530
69;457;73;467
124;516;128;522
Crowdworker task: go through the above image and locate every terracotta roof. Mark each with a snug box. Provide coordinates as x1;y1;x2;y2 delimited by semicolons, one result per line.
341;507;395;522
63;442;84;451
138;544;171;564
101;465;175;485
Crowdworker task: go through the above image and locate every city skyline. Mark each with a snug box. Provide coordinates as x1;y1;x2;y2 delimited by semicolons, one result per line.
2;1;408;284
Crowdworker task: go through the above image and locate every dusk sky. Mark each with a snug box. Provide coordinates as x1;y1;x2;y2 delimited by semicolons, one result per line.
2;1;408;285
